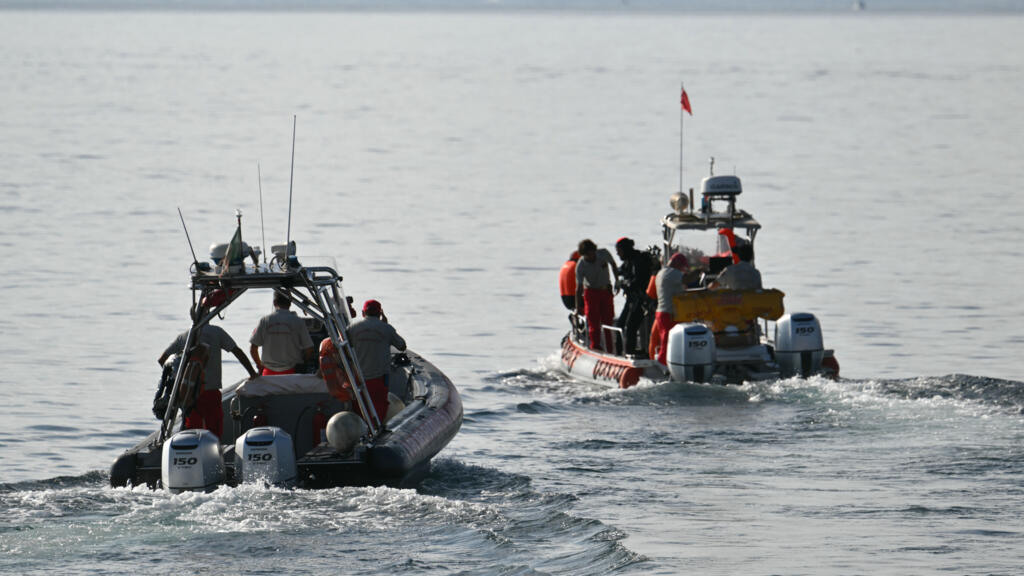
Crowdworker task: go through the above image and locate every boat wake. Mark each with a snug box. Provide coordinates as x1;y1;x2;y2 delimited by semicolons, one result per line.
421;458;645;574
506;354;1024;416
1;460;645;575
875;374;1024;413
742;373;1024;416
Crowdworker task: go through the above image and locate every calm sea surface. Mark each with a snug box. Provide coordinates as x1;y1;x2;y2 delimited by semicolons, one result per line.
1;9;1022;575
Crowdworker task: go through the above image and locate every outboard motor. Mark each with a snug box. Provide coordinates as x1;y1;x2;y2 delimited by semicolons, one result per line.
234;426;297;487
667;323;716;383
775;312;825;377
162;429;224;493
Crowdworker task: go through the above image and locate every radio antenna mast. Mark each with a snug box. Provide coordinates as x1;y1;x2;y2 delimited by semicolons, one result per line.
177;207;200;270
285;115;296;264
257;162;267;265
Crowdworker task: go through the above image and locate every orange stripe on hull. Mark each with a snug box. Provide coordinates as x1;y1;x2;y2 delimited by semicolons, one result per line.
561;335;644;388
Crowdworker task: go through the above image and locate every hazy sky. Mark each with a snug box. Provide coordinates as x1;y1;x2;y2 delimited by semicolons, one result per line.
3;0;1024;12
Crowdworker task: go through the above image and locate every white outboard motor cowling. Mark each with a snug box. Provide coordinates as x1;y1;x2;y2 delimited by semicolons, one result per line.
775;312;825;378
667;323;716;383
234;426;297;487
162;429;224;493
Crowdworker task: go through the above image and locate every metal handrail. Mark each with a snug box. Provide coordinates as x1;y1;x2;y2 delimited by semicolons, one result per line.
314;284;381;435
158;264;385;443
600;324;623;356
568;311;622;355
159;325;197;443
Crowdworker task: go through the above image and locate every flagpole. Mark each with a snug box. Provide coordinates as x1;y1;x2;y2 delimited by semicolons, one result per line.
678;84;693;205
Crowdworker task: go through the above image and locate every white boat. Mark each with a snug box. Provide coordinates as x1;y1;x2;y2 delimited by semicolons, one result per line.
560;163;839;388
111;227;462;491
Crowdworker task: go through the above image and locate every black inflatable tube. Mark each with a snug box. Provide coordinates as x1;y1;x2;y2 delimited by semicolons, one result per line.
109;452;137;488
367;368;463;477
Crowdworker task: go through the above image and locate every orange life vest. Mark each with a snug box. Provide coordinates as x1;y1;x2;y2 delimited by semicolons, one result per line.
559;260;577;297
718;228;740;263
319;338;352;402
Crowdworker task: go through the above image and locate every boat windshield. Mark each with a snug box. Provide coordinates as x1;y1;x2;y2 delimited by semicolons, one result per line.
668;228;743;272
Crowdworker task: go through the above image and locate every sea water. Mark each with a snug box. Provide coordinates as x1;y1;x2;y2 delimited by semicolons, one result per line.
1;8;1022;575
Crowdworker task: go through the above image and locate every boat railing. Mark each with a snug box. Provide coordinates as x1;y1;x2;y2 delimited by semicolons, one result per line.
600;324;622;356
158;263;383;444
312;284;382;436
568;312;623;355
158;324;199;443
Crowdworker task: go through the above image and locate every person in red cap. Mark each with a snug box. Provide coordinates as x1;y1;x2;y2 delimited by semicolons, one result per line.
559;251;580;310
348;299;407;425
574;239;618;352
649;253;689;365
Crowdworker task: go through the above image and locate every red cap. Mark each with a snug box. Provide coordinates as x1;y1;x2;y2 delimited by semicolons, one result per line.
363;299;382;315
570;250;580;261
669;253;688;270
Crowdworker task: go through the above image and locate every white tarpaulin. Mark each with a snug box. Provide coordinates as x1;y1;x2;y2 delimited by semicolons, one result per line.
236;374;328;397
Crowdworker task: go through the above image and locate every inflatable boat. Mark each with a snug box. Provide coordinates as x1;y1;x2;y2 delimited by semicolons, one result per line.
110;225;462;491
560;161;839;388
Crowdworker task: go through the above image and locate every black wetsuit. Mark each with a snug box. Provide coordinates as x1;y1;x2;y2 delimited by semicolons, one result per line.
616;249;653;356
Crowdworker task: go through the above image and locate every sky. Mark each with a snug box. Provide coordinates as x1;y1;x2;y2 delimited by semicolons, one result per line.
2;0;1023;12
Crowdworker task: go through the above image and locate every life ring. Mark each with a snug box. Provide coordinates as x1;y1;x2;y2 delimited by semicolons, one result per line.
319;337;352;402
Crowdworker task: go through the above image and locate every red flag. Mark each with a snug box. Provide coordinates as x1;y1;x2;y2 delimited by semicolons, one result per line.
681;86;692;115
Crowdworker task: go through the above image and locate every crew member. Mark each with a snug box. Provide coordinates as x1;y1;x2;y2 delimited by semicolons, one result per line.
159;322;257;438
250;291;315;375
559;251;580;310
574;239;618;352
349;299;407;425
713;243;762;290
650;253;689;365
614;237;653;357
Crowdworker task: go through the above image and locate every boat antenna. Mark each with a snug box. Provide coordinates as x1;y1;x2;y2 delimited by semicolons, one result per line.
285;115;296;263
257;162;266;265
177;207;200;270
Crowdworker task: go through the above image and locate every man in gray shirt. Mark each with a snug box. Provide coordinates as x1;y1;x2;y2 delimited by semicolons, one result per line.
159;323;257;437
349;299;406;424
250;291;314;375
714;244;763;291
574;238;619;352
650;253;689;365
